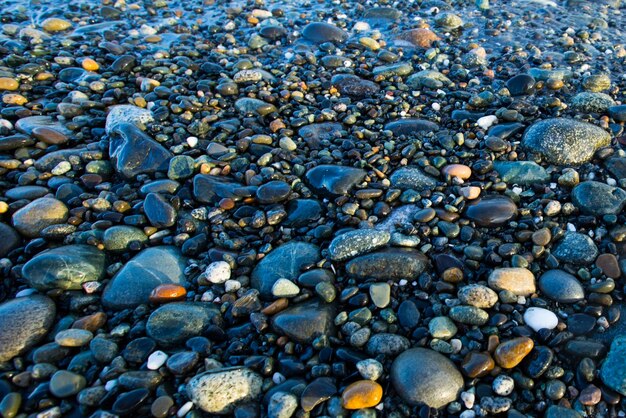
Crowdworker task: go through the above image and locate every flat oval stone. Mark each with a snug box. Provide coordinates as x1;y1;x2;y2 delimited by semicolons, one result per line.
367;333;410;356
0;295;55;362
251;241;320;299
449;305;489;325
49;370;86;397
385;119;439;136
298;122;342;149
22;244;106;290
186;367;263;414
146;302;219;346
465;195;517;227
345;249;428;280
522;118;610;165
328;229;390;261
103;226;148;252
494;337;534;369
341;380;383;409
271;300;335;343
538;270;584;303
523;307;558;332
395;28;440;48
102;246;188;309
305;165;366;197
12;197;68;238
302;22;348;43
391;348;464;408
256;181;291;204
571;181;626;216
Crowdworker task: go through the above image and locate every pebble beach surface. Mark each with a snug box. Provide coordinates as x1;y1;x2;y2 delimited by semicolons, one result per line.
1;0;626;417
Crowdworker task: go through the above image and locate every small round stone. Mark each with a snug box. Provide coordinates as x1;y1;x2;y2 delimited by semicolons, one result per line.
341;380;383;409
205;261;231;284
54;329;93;347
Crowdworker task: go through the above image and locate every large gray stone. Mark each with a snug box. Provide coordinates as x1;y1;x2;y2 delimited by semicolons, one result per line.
12;197;68;238
328;229;390;261
271;301;335;344
571;181;626;216
522;118;610;165
552;232;598;265
0;295;56;362
146;302;219;346
22;244;106;290
601;336;626;396
102;246;187;309
391;348;464;408
345;249;428;280
187;367;263;414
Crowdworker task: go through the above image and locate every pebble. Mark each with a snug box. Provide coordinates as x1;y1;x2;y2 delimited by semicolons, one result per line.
465;195;517;227
356;359;383;381
49;370;86;397
523;307;559;332
341;380;383;409
391;348;464;408
494;337;534;368
488;268;536;296
0;295;55;362
54;329;93;347
186;368;262;414
492;375;515;396
538;270;585;303
12;197;68;238
458;284;498;308
328;229;390;261
522;118;611;165
205;261;232;284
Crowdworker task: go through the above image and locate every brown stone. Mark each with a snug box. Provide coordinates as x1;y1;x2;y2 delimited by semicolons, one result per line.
460;186;481;200
596;253;620;279
32;127;69;145
261;298;288;315
72;312;107;333
341;380;383;409
494;337;534;369
442;267;463;283
396;28;440;48
532;228;551;246
488;268;536;296
461;351;495;378
0;78;19;91
579;384;601;406
148;284;187;303
81;58;100;72
442;164;471;180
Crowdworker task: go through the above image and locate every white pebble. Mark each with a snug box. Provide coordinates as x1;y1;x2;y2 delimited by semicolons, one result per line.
477;115;498;130
460;411;476;418
492;375;515;396
461;391;475;409
177;401;193;417
51;161;72;175
147;350;168;370
201;290;214;302
105;380;117;391
432;103;441;111
186;136;198;147
271;278;300;297
224;280;241;293
354;21;370;31
524;307;558;332
205;261;231;284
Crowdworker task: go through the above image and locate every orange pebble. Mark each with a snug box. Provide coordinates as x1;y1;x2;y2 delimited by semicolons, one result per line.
460;186;481;200
149;284;187;303
341;380;383;410
81;58;99;72
442;164;472;180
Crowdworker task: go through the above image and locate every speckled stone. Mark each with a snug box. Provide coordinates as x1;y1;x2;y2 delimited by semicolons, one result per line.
522;118;611;165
